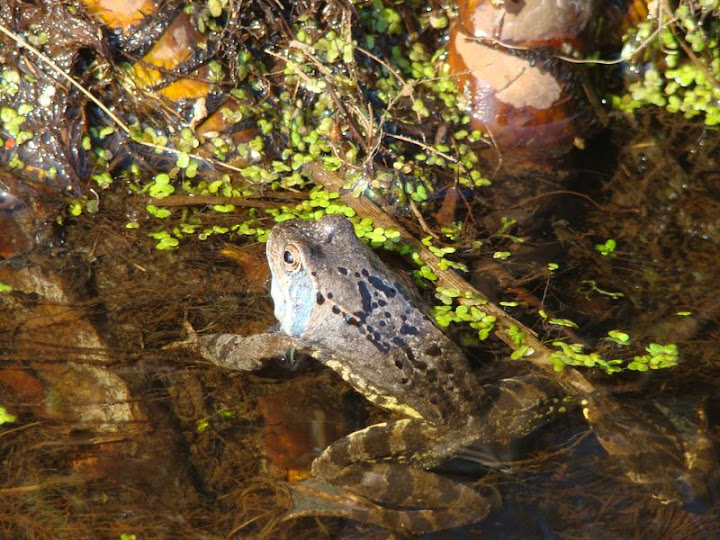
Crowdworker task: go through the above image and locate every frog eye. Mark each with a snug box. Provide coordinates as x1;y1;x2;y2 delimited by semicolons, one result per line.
282;245;301;272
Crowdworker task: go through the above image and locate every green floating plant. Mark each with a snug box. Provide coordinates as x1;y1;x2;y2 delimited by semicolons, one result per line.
613;2;720;125
64;0;492;256
549;333;679;375
0;406;16;425
506;325;532;360
433;288;495;341
550;342;625;374
628;343;679;372
270;188;356;224
538;310;579;329
595;238;617;257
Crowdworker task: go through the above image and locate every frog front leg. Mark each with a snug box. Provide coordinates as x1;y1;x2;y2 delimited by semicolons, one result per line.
289;418;500;533
169;322;324;371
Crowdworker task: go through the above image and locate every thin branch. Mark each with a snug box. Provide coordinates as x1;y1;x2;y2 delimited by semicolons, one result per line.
385;132;459;164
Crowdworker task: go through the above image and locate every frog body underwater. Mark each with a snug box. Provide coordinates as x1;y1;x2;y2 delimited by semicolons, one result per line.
266;215;554;531
187;215;718;532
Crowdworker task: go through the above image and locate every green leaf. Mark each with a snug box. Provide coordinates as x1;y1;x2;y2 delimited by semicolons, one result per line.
176;152;190;168
0;406;16;425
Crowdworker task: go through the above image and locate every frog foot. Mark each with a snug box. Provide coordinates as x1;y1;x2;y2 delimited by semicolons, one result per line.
285;465;500;534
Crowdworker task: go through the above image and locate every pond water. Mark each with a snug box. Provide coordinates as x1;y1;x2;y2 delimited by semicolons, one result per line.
1;113;719;538
1;0;720;536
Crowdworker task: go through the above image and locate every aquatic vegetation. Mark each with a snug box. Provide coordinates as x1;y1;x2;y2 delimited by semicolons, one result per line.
613;1;720;125
0;406;16;425
550;338;678;374
1;0;698;388
595;238;618;257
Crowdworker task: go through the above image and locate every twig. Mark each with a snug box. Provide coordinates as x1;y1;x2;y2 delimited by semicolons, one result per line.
505;190;603;211
149;195;288;208
385;132;459;164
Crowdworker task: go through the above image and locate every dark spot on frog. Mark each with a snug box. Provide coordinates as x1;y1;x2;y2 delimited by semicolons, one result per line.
366;335;390;353
460;387;474;404
332;305;341;315
361;424;392;458
345;315;360;326
326;436;351;466
426;370;438;383
412;359;428;371
384;312;391;318
368;275;397;298
354;272;360;278
311;271;317;277
379;320;387;327
338;267;348;275
392;336;406;347
400;377;409;384
378;299;387;307
398;422;428;451
316;292;325;305
505;0;526;16
309;245;323;259
327;292;333;300
361;269;369;277
439;359;455;374
372;302;378;309
358;281;373;313
394;360;404;370
400;324;419;336
425;344;442;357
436;471;463;503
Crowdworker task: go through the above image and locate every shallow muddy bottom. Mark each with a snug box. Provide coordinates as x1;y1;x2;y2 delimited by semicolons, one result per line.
1;112;719;539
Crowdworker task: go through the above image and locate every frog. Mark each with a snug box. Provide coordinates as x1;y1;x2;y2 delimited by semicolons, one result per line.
265;214;557;532
182;214;718;531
